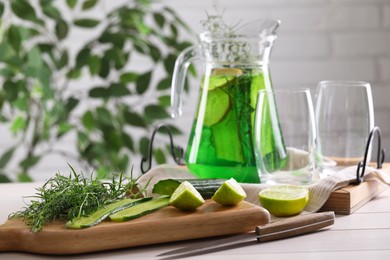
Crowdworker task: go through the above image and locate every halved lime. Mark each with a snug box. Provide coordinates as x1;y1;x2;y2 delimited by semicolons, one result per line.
258;185;309;217
212;178;247;206
169;181;205;211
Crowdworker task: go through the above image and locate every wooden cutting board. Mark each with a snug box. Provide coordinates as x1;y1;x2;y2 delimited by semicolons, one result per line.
0;200;270;255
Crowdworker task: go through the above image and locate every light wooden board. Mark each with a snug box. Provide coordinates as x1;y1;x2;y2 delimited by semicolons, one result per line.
321;164;390;214
0;200;270;255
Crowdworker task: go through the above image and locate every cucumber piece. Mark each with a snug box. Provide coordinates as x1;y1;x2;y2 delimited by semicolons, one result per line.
109;196;170;222
65;197;151;229
152;178;226;199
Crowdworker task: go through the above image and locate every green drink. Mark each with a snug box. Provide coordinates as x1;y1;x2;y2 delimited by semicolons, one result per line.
185;68;285;183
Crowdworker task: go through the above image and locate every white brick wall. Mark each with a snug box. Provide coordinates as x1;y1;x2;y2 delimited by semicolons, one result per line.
1;0;390;181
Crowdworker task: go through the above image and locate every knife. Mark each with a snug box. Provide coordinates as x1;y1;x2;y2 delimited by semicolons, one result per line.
158;211;335;258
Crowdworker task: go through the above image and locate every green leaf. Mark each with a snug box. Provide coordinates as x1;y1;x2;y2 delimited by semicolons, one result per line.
108;83;130;97
158;95;170;107
96;107;112;126
98;32;125;48
105;48;127;70
82;111;96;131
0;174;11;183
136;71;152;94
4;80;19;102
170;23;178;38
55;19;69;40
74;18;99;28
148;43;161;62
153;13;165;28
11;115;26;134
42;5;62;20
88;55;101;75
0;42;16;62
156;78;171;90
0;3;4;18
82;0;98;10
13;94;28;111
57;50;69;69
124;110;146;128
58;122;73;136
65;97;79;113
11;0;41;24
163;54;177;75
67;68;81;79
122;133;134;152
75;48;90;69
17;172;33;182
98;57;110;78
120;72;138;83
159;124;182;135
20;156;41;169
139;137;150;157
66;0;77;9
7;25;22;53
145;105;169;120
89;86;107;98
154;148;166;164
0;147;16;168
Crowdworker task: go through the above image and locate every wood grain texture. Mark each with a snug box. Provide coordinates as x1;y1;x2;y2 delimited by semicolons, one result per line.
0;200;270;255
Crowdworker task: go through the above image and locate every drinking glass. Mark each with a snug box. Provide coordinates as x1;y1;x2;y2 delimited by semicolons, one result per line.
254;88;317;185
315;81;374;176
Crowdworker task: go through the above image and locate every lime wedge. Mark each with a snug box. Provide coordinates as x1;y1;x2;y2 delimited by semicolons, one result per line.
212;178;246;206
258;185;309;217
169;181;205;211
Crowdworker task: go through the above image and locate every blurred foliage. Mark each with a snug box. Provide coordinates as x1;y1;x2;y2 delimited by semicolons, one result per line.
0;0;194;182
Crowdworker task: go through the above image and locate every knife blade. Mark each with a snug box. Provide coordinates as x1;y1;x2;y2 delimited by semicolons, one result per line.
158;211;335;258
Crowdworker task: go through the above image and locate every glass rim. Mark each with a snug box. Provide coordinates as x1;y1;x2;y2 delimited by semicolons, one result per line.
317;80;371;88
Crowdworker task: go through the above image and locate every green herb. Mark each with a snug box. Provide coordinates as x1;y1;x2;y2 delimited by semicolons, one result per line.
9;164;150;233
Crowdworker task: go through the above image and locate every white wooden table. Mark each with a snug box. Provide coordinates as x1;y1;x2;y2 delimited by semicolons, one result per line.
1;182;389;259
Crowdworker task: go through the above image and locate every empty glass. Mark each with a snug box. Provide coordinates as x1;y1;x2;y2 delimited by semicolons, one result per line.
315;81;374;176
254;89;317;185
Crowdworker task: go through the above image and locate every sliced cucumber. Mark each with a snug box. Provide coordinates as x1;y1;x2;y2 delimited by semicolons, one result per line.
65;197;151;229
152;178;226;199
109;196;170;222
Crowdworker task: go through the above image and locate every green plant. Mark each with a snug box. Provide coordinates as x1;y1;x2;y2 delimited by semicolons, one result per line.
0;0;194;182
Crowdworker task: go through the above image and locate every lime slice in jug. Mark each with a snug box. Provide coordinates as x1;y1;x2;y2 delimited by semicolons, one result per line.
203;87;230;126
258;185;309;217
212;178;247;206
205;68;243;90
169;181;205;211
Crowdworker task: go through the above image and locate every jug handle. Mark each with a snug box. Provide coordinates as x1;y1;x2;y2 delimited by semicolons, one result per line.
171;46;198;118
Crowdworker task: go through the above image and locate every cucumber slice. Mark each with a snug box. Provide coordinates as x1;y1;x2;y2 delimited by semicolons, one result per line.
211;109;244;163
109;196;170;222
65;197;151;229
152;178;226;199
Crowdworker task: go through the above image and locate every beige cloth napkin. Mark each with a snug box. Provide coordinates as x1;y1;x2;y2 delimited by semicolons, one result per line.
138;164;390;218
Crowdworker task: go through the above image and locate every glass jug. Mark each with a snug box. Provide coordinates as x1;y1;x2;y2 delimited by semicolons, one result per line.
171;20;282;183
